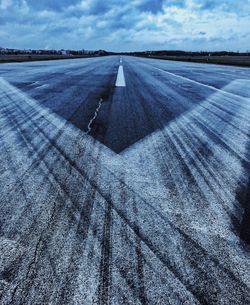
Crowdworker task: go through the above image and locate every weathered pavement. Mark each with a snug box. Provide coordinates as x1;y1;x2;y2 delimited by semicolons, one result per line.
1;56;250;304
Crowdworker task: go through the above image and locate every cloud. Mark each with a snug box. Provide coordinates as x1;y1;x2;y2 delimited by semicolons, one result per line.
0;0;12;10
25;0;79;12
0;0;249;51
137;0;164;13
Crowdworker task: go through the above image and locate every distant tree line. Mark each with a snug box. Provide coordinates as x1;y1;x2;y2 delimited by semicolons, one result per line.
1;48;249;57
120;50;250;57
0;48;109;56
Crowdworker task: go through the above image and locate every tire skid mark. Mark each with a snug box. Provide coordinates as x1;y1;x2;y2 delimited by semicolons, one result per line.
173;117;242;207
0;103;61;234
97;193;113;305
128;175;148;305
174;126;242;229
135;240;147;305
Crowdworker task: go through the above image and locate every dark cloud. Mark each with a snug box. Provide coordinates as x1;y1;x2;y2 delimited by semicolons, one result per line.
138;0;164;13
198;0;249;13
25;0;79;11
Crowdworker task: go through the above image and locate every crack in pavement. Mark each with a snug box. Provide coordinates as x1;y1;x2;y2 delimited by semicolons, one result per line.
86;98;104;134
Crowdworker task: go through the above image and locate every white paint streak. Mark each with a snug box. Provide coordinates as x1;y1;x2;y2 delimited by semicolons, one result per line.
35;84;49;90
154;67;246;99
0;78;66;130
115;65;126;87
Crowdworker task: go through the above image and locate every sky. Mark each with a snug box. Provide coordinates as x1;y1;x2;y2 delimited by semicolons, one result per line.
0;0;250;51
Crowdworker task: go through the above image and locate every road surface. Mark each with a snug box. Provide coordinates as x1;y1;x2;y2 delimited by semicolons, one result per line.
1;56;250;305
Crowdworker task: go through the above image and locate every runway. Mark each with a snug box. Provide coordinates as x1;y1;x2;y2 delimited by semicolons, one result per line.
1;56;250;304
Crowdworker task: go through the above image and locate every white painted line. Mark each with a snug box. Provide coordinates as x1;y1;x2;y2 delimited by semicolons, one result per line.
115;65;126;87
35;84;49;90
120;57;122;63
153;67;246;99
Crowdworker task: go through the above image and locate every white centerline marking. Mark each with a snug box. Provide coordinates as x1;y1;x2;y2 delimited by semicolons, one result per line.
115;65;126;87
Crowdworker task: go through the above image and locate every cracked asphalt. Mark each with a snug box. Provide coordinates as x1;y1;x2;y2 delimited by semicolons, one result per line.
1;56;250;304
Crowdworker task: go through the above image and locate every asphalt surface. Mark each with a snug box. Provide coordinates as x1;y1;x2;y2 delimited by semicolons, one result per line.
1;56;250;305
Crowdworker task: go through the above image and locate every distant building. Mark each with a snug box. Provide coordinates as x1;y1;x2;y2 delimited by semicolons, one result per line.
60;49;70;55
